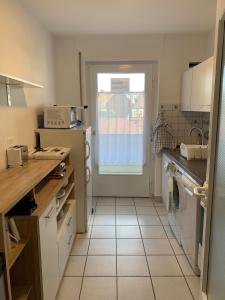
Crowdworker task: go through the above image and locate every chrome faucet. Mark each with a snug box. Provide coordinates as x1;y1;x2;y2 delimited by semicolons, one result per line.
189;127;204;145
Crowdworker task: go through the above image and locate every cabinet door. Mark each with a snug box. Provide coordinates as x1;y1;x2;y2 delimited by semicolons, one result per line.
181;68;193;111
191;57;213;112
161;154;170;209
39;198;58;300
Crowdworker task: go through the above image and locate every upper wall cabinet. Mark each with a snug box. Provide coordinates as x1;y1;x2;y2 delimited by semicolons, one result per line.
181;57;213;112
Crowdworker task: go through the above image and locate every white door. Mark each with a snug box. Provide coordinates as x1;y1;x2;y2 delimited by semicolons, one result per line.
88;63;154;197
200;17;225;299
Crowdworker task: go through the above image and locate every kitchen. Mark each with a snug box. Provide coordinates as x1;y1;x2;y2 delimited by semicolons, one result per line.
0;0;224;300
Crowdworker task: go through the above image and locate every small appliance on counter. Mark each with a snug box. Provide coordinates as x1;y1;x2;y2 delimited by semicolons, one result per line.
7;145;28;167
31;147;71;160
180;143;208;160
44;105;88;129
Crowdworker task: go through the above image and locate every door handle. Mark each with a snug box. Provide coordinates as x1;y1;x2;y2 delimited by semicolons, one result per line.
67;216;73;226
85;141;91;160
86;166;91;184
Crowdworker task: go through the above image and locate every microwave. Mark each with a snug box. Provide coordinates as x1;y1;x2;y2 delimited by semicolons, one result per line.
44;106;78;128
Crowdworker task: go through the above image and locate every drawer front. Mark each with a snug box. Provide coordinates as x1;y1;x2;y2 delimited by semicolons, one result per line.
58;202;76;278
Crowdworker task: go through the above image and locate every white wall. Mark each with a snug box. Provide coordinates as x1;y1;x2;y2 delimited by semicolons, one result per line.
54;33;213;196
0;0;55;170
54;33;213;108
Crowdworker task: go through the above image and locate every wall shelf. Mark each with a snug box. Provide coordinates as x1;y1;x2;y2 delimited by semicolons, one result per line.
0;72;43;88
8;239;29;269
0;72;43;106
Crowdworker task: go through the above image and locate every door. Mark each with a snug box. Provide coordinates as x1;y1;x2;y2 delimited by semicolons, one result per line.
39;198;58;300
191;57;213;112
200;18;225;298
88;63;154;197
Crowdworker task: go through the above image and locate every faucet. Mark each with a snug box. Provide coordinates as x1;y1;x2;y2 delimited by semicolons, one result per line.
189;127;204;145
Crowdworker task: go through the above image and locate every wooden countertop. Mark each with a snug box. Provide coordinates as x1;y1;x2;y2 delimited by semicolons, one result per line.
0;159;61;214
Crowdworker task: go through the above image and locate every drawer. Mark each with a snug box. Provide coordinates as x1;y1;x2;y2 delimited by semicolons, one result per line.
58;201;76;279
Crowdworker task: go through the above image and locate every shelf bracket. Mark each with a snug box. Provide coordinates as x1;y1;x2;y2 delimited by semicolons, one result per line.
6;78;12;106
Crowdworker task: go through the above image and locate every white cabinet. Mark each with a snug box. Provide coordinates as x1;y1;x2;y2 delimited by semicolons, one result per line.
58;201;76;279
181;57;213;112
181;69;193;111
191;57;213;112
39;198;59;300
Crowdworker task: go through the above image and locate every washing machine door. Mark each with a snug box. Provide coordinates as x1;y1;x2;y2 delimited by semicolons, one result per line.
168;171;183;244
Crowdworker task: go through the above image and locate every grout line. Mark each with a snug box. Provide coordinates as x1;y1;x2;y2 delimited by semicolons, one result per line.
134;198;157;300
154;202;196;300
78;203;95;300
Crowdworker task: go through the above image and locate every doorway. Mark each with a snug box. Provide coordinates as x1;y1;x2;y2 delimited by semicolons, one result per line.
87;62;155;197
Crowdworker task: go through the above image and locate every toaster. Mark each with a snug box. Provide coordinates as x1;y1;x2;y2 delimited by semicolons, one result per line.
7;145;28;167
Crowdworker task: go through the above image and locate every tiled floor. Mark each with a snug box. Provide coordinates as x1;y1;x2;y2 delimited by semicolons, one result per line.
56;197;201;300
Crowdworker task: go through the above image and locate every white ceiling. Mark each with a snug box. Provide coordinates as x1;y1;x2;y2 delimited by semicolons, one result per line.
22;0;216;35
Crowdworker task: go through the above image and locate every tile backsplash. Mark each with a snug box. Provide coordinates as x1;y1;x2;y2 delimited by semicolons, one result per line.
158;104;210;146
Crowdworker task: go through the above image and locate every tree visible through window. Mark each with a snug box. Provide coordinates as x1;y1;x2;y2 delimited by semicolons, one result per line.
96;73;146;175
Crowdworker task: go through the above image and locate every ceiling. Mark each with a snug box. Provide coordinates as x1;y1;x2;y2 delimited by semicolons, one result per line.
22;0;216;35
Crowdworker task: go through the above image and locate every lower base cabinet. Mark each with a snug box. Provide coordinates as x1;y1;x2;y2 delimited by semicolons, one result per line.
39;198;59;300
39;198;76;300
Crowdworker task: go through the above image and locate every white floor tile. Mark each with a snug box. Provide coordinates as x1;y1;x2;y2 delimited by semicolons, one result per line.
116;215;138;225
186;276;201;300
56;277;82;300
143;239;174;255
116;206;136;215
95;206;115;214
176;255;195;276
136;206;157;215
116;226;141;238
138;215;161;226
134;198;154;206
169;239;184;255
140;226;167;238
85;256;116;276
97;198;116;206
93;215;115;225
152;277;193;300
117;239;145;255
147;255;182;276
159;215;169;225
80;277;116;300
71;239;89;255
64;256;86;276
156;206;168;216
91;226;116;238
116;198;134;206
117;256;149;276
118;277;155;300
163;226;174;238
88;239;116;255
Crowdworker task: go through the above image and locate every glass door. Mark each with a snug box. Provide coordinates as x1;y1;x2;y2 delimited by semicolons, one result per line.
88;63;153;197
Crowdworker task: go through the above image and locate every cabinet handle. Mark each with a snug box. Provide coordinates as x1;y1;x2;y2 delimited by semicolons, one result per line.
86;166;91;184
44;207;55;219
67;217;73;226
85;141;91;160
67;234;73;245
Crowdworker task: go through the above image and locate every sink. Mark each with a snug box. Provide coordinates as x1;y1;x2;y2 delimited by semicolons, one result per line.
180;143;208;160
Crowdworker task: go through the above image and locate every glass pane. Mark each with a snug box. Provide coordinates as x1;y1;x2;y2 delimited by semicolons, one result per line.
97;73;145;175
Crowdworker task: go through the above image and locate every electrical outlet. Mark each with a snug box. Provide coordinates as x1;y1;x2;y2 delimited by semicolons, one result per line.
6;137;14;147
